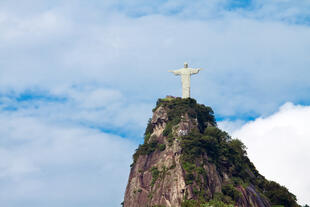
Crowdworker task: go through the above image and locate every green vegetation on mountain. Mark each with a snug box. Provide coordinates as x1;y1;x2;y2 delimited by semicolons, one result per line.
131;97;299;207
154;97;216;133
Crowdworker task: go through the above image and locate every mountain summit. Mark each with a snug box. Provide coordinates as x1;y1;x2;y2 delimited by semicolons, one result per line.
123;97;299;207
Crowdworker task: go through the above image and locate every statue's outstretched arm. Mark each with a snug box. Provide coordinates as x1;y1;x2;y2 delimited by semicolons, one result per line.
190;68;203;75
168;70;181;75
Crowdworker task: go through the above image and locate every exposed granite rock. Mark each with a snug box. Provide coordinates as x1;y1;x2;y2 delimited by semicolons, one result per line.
124;106;187;207
237;185;270;207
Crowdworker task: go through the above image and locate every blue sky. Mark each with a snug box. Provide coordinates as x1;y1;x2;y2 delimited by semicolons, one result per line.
0;0;310;206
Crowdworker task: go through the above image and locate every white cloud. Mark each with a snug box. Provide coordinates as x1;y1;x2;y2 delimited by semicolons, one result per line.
0;10;70;42
0;113;135;207
217;119;246;134
68;88;123;109
228;103;310;205
0;86;152;136
250;0;310;23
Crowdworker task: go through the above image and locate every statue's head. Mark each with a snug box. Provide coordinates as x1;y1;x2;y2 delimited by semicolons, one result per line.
184;62;188;68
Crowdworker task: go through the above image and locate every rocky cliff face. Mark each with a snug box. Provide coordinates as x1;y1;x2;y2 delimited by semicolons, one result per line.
123;97;299;207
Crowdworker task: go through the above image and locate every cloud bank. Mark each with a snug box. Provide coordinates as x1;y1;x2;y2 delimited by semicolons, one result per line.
0;112;135;207
220;103;310;205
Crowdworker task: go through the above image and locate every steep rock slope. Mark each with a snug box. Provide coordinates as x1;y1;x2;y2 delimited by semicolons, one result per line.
123;97;299;207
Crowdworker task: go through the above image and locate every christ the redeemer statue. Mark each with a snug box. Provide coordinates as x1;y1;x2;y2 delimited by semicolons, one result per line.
169;62;202;98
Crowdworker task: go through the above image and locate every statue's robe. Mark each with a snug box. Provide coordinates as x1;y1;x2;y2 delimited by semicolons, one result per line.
170;68;200;98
